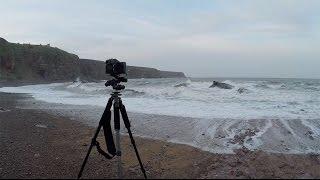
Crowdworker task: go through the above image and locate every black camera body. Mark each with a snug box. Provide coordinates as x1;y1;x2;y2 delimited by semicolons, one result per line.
105;59;127;78
105;58;127;90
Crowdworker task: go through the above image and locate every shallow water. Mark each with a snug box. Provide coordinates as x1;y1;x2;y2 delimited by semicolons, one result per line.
1;78;320;154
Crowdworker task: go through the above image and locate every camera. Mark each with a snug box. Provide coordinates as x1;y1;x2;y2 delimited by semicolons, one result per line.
106;59;127;78
105;58;127;90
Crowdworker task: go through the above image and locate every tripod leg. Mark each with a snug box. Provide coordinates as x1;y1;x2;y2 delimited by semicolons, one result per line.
77;98;113;179
114;98;123;179
77;122;103;179
119;102;147;179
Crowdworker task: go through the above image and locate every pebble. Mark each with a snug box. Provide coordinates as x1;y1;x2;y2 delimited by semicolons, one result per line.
229;162;237;167
0;107;10;112
236;170;244;177
34;153;40;157
35;124;48;128
305;131;314;140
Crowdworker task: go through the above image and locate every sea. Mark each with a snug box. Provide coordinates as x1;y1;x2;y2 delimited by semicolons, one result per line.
1;77;320;154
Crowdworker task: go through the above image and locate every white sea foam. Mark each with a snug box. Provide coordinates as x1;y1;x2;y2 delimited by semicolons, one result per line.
2;78;318;120
1;78;320;154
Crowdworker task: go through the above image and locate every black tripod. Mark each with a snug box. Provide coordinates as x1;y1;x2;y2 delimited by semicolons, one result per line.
77;80;147;179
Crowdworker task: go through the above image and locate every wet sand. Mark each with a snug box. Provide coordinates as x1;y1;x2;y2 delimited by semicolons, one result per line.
1;91;320;178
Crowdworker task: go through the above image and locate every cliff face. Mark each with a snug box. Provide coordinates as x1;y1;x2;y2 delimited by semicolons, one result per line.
0;37;80;81
79;59;186;80
0;38;185;82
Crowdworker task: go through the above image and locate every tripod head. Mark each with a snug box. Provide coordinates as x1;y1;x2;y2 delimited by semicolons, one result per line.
105;77;127;91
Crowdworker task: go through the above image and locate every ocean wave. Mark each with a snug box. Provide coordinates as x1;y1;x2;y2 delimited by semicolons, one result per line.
1;78;320;154
123;89;145;97
254;83;270;89
174;82;190;87
1;78;320;121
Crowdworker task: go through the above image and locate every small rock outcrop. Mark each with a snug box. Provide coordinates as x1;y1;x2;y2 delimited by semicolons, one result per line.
237;87;250;94
209;81;234;89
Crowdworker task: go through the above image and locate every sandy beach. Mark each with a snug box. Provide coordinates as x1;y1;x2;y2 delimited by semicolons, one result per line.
1;89;320;179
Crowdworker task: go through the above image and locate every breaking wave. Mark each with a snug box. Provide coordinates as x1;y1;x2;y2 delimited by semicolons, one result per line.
1;77;320;154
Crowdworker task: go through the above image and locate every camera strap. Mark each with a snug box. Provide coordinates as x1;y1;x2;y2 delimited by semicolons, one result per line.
94;99;116;159
94;140;114;159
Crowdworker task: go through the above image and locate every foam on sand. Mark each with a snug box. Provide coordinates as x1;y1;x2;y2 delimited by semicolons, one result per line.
1;78;320;154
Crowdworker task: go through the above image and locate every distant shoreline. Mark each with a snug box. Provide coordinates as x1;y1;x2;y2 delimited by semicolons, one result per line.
190;77;320;80
0;77;188;87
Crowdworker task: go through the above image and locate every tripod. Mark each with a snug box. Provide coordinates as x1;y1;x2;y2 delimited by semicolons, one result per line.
77;87;147;179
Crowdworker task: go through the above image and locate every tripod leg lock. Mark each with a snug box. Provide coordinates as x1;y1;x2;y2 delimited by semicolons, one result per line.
116;151;122;156
91;139;97;146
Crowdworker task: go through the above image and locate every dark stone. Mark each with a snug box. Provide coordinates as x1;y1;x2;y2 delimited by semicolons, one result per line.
305;131;314;140
209;81;234;89
237;87;249;94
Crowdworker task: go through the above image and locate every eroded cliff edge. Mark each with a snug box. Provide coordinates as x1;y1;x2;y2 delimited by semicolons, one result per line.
0;37;185;82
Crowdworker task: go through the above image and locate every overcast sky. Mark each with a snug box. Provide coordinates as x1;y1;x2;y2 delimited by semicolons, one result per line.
1;0;319;78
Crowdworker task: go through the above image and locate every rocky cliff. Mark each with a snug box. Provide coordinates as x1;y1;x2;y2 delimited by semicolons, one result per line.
0;37;185;82
79;59;186;80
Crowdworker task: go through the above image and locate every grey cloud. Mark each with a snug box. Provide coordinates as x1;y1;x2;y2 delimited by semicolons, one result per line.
0;0;319;78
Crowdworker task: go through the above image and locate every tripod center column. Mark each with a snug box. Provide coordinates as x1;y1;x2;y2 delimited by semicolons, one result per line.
113;95;123;179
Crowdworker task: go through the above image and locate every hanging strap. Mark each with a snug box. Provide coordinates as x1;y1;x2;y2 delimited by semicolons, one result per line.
93;141;114;159
94;97;116;159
